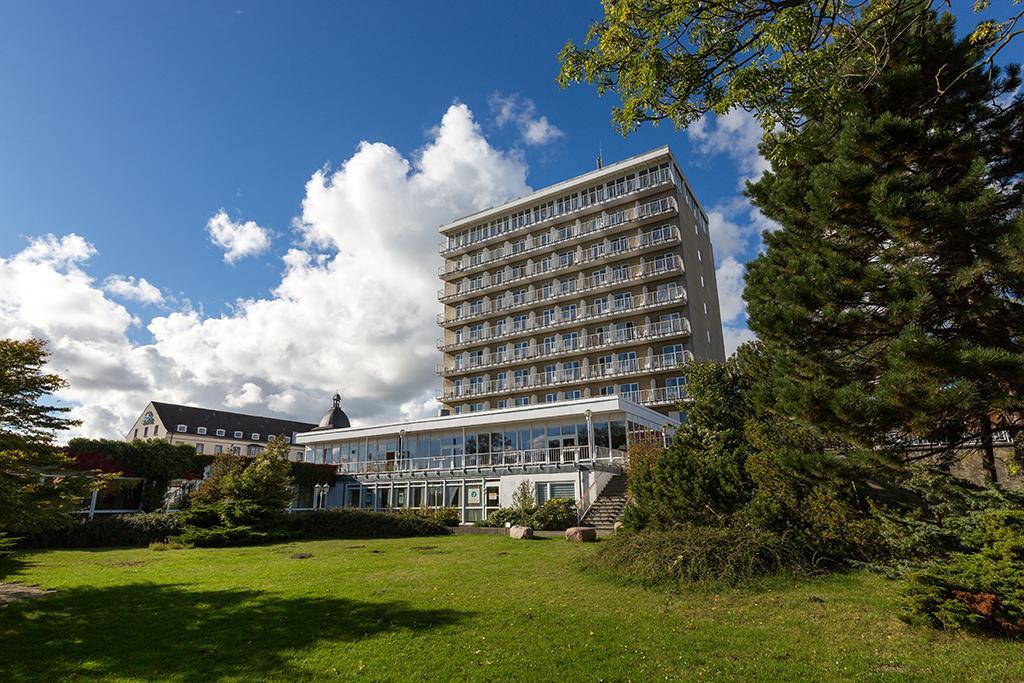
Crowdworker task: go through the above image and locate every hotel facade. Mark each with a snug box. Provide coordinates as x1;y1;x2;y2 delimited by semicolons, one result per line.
435;146;725;422
296;395;670;525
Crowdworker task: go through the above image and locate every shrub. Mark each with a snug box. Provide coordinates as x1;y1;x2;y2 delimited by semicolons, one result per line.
18;512;183;549
530;498;578;530
395;507;461;527
285;509;451;539
173;524;286;548
476;498;578;530
593;525;810;589
898;510;1024;637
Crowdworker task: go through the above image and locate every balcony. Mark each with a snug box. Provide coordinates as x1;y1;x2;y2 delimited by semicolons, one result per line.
436;258;685;348
337;444;627;478
439;168;674;257
438;199;678;299
439;350;693;402
438;296;690;374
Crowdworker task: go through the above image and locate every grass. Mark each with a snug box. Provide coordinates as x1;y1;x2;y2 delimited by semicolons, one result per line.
1;535;1022;681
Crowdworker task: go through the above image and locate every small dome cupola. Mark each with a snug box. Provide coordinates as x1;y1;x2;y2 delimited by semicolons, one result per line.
314;392;351;430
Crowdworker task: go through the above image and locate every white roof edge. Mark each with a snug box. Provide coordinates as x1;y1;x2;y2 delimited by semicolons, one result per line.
295;396;678;444
439;145;678;235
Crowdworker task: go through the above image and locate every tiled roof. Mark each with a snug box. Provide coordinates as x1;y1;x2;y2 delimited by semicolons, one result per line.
150;402;316;443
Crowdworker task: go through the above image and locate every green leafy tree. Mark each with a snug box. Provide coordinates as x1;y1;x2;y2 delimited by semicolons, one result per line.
743;12;1024;481
558;0;1022;147
231;437;296;509
190;453;245;506
0;338;101;535
625;357;755;528
1;338;79;451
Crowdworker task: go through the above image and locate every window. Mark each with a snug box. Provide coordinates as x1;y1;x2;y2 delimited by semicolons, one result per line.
535;232;550;247
143;426;148;437
656;282;679;302
539;256;552;272
196;427;207;435
564;390;581;400
513;341;529;359
599;385;616;395
666;376;687;399
153;425;159;437
563;360;582;380
613;291;633;311
134;429;138;439
234;431;243;439
513;369;529;387
592;269;606;286
542;282;554;299
545;393;557;403
195;443;205;454
514;396;530;406
618;351;639;372
560;278;576;294
609;236;628;253
513;315;528;332
176;424;187;433
231;446;241;455
536;481;576;504
593;296;608;314
512;240;526;255
492;320;506;336
619;383;640;400
663;344;685;363
652;252;675;272
216;429;225;437
214;445;223;455
470;324;484;340
513;288;527;305
650;224;673;243
267;434;275;441
560;304;577;321
558;225;573;241
470;403;484;412
612;264;629;281
543;335;556;354
590;243;605;260
543;308;556;325
496;371;508;390
544;364;557;382
497;399;509;409
511;264;526;279
561;331;579;350
559;251;574;268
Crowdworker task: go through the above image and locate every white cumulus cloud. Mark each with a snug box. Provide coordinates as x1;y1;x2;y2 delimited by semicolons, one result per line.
206;210;272;263
103;275;164;305
490;92;565;146
0;103;532;440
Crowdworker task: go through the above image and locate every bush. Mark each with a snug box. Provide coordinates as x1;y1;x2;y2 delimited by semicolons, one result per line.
285;509;451;539
475;497;579;530
530;498;578;530
18;512;183;549
593;525;810;589
173;524;286;548
898;510;1024;637
395;507;461;527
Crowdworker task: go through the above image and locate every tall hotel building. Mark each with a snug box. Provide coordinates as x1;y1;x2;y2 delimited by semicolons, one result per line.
436;146;725;420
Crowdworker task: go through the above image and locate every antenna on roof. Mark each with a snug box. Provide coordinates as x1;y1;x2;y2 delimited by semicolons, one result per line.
596;143;604;170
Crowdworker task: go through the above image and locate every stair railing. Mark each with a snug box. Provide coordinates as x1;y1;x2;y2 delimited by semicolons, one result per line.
576;476;605;526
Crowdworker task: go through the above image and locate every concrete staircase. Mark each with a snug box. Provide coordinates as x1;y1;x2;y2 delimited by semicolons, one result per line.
581;474;629;528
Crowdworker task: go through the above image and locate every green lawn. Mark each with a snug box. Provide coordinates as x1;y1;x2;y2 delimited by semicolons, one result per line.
1;535;1021;682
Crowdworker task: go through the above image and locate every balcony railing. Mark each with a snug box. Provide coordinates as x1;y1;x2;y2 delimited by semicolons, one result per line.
440;350;693;401
437;297;689;374
437;257;684;342
440;169;674;256
439;201;678;298
337;444;627;477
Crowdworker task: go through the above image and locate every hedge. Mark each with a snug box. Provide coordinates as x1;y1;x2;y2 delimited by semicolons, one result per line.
18;512;183;549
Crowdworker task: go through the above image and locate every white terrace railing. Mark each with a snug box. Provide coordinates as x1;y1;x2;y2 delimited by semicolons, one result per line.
440;169;674;255
336;444;628;477
437;313;690;376
442;350;693;401
438;198;678;288
436;313;692;356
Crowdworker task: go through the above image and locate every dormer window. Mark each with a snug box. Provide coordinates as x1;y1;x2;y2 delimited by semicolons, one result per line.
234;431;243;439
267;434;275;441
176;424;187;433
251;433;260;441
197;427;207;435
216;429;225;437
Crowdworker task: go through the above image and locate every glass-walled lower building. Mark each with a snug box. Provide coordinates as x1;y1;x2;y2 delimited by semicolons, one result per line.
294;395;675;523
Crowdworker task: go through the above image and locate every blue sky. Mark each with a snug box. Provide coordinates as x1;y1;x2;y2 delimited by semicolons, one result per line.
0;1;1019;437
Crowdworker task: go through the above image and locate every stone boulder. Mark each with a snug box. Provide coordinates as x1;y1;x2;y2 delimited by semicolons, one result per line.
565;526;598;542
509;525;534;540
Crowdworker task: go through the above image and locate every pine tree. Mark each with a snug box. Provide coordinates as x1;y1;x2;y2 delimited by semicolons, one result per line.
744;11;1024;481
